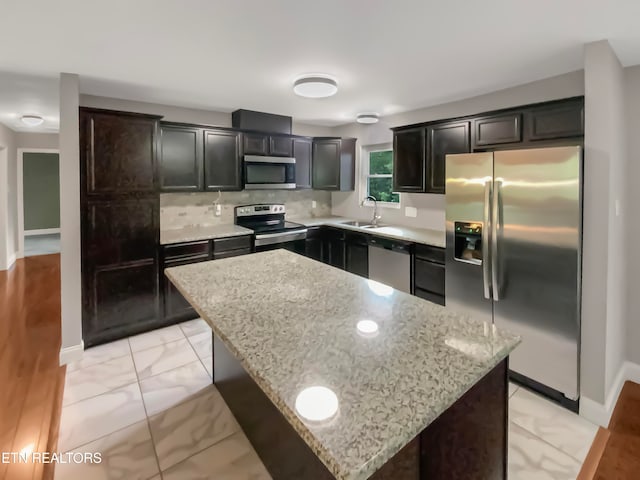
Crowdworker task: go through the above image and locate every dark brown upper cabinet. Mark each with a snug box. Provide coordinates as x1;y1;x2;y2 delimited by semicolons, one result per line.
204;129;243;191
525;100;584;141
312;138;356;191
293;137;313;189
243;133;269;155
269;135;294;156
159;124;203;192
393;127;425;193
82;109;158;196
473;112;522;147
426;121;470;194
243;133;293;157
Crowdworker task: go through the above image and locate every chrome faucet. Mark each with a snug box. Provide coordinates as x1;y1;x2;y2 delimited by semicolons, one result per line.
362;195;381;226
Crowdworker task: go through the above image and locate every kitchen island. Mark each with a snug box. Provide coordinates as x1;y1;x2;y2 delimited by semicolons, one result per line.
166;250;520;480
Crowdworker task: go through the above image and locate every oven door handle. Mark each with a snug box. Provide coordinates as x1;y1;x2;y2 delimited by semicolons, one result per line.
254;229;308;247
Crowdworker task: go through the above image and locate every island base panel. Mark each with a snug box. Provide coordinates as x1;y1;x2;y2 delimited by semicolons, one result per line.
214;334;508;480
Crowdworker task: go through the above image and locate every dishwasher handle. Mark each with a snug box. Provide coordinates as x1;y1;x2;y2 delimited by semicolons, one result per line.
368;236;412;254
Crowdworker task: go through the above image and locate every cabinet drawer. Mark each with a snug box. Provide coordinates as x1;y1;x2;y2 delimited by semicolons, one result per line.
473;113;522;147
414;259;445;295
213;248;251;260
213;235;252;253
414;287;445;306
415;244;445;264
163;241;211;260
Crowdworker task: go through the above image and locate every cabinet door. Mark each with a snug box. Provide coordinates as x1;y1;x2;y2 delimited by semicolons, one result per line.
159;125;203;191
473;113;522;147
346;243;368;278
82;198;159;346
243;133;269;155
339;138;356;191
163;255;208;322
269;136;294;157
312;139;341;190
526;101;584;141
393;128;425;192
204;129;242;191
293;138;313;189
323;229;345;269
81;110;158;196
426;122;470;194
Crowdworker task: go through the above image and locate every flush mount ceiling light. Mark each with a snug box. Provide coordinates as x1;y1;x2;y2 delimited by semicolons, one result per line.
356;113;379;124
21;115;44;127
293;74;338;98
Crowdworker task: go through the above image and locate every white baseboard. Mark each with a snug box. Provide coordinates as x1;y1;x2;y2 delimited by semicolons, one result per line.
580;361;640;426
59;340;84;366
24;228;60;236
7;252;16;268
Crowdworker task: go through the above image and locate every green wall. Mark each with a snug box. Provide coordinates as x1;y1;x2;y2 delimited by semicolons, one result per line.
23;152;60;230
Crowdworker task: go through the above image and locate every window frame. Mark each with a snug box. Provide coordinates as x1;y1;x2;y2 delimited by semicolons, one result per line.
361;144;401;209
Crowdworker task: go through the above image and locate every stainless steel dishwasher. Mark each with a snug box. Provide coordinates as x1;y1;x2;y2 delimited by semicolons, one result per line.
367;236;412;293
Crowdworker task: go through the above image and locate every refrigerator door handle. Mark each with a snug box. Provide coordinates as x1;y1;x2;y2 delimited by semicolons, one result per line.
491;179;502;301
482;179;492;300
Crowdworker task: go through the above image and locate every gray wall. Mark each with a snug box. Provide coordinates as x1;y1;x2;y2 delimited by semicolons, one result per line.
59;73;82;357
23;152;60;230
0;122;16;269
625;65;640;366
330;70;585;231
581;41;627;405
16;132;59;149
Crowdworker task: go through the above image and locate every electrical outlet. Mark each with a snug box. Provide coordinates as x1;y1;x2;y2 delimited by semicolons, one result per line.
215;204;222;216
405;206;417;218
312;200;317;208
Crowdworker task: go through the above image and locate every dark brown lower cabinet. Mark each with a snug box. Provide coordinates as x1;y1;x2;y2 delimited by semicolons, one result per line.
161;236;252;323
162;253;210;323
345;233;369;278
412;244;445;306
323;228;345;269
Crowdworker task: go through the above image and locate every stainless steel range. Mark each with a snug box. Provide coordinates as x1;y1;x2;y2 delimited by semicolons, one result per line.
235;204;307;253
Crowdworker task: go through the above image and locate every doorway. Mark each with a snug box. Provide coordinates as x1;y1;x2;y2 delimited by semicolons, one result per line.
18;149;60;257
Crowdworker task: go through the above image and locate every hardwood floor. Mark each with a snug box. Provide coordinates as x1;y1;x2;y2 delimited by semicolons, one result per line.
0;254;65;480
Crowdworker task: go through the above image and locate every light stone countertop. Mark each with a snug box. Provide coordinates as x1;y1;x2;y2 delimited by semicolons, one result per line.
160;224;253;245
290;216;446;248
166;250;520;480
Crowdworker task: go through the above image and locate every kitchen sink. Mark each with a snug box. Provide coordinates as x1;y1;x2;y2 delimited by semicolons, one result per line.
342;221;387;229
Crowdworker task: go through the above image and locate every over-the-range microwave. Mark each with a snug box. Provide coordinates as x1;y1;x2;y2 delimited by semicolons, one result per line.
243;155;296;190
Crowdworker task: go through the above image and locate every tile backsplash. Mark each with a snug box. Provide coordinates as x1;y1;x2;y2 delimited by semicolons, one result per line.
160;190;332;230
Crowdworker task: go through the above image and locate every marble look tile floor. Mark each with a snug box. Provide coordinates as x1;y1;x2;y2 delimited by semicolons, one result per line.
57;320;595;480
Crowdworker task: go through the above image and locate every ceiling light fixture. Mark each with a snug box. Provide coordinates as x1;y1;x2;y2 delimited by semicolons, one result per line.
356;113;379;124
293;74;338;98
21;115;44;127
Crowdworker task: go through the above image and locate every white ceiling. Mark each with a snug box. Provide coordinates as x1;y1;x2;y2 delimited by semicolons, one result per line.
1;0;640;129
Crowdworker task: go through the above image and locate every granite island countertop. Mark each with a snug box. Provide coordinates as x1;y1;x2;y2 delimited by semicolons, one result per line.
290;216;446;248
166;250;519;480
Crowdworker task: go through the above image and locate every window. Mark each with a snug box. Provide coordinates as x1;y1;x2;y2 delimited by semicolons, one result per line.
364;148;399;205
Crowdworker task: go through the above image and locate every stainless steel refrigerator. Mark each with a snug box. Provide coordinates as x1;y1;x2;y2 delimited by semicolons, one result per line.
445;146;582;401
